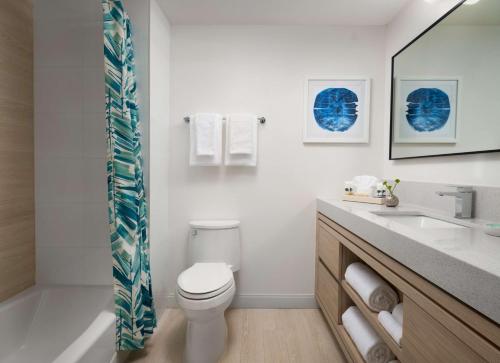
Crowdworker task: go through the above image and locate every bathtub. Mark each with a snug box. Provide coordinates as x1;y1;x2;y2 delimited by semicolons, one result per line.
0;285;116;363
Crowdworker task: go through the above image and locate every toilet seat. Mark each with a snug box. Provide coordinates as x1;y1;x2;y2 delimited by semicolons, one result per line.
177;279;235;311
177;263;234;300
178;279;234;300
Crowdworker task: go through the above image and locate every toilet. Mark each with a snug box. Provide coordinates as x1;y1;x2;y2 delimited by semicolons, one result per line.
176;220;241;363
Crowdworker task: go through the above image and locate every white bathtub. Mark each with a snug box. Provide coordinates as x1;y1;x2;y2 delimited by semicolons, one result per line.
0;285;116;363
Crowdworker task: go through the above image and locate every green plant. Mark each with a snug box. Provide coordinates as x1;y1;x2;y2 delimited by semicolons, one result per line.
383;179;400;196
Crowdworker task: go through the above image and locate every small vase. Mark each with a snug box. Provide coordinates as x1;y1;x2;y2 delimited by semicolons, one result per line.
385;194;399;208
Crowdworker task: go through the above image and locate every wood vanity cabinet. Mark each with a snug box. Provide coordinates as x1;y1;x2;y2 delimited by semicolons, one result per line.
316;260;340;324
315;212;500;363
317;223;341;280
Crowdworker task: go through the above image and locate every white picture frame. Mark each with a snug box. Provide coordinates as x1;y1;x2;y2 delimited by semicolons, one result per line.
394;77;460;144
303;77;371;144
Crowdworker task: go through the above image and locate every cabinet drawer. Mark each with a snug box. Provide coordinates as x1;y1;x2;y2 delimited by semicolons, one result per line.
402;297;486;363
316;260;340;324
317;222;341;280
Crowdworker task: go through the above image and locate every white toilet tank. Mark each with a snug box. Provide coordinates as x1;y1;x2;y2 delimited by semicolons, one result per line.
188;220;241;272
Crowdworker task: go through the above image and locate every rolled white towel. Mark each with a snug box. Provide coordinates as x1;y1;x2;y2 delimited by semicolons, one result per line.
345;262;399;312
392;303;403;326
342;306;395;363
378;311;403;345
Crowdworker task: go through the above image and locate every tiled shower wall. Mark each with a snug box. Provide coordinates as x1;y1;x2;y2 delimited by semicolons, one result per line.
34;0;111;284
34;0;150;285
0;1;35;301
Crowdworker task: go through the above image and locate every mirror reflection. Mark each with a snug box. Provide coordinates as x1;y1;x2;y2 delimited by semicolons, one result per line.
390;0;500;159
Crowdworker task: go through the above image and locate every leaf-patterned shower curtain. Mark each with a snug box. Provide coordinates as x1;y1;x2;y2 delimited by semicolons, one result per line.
102;0;156;350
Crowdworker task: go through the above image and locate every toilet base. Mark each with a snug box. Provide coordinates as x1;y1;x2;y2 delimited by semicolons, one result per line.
177;282;235;363
185;314;227;363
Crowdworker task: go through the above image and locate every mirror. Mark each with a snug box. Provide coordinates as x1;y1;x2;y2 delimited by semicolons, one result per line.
390;0;500;159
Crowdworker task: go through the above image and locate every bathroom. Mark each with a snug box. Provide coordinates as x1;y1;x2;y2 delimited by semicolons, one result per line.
0;0;499;362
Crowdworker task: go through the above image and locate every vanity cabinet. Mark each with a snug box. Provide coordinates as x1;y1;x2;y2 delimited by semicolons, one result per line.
402;298;485;363
317;223;341;280
316;260;340;324
315;212;500;363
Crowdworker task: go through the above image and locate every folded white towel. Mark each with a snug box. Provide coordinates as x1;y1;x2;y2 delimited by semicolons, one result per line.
228;114;255;154
342;306;395;363
378;311;403;345
392;303;403;326
190;113;222;166
193;113;220;156
345;262;399;312
225;114;258;166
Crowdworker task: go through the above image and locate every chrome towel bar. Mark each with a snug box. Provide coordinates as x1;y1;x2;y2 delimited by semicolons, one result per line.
184;116;266;124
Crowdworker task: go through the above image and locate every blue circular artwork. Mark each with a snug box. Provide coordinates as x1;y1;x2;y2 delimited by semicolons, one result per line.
406;88;450;132
314;88;358;132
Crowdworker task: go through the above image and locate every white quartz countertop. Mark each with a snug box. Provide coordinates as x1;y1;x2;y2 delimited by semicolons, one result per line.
317;197;500;324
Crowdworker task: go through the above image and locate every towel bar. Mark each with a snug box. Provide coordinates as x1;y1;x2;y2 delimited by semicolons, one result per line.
184;116;266;124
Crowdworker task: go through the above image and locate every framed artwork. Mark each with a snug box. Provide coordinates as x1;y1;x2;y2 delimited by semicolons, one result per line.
303;77;370;143
394;77;459;143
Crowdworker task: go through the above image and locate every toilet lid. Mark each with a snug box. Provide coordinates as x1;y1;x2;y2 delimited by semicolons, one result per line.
177;263;233;295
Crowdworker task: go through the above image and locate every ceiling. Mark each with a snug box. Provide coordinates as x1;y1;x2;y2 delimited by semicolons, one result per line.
159;0;410;26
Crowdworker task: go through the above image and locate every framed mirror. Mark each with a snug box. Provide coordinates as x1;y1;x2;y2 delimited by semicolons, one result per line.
390;0;500;159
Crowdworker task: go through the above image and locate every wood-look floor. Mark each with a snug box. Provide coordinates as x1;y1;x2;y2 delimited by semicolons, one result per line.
127;309;346;363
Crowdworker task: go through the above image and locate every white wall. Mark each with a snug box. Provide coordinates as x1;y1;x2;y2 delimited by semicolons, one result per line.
384;0;500;186
168;26;386;306
149;0;171;314
34;0;151;285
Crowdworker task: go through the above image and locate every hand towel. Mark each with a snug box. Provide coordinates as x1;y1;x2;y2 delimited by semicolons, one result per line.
225;114;258;166
392;303;404;326
190;113;222;166
193;113;220;156
378;311;403;345
345;262;399;312
228;114;255;154
342;306;395;363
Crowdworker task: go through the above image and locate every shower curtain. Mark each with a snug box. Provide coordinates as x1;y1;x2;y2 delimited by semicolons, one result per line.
102;0;156;350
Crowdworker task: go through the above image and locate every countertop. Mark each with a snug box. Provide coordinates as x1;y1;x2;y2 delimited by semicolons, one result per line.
317;197;500;324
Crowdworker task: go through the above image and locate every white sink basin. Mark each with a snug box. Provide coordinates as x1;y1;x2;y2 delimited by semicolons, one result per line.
371;211;468;230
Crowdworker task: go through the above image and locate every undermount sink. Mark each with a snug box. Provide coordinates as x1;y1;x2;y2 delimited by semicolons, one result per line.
371;211;468;230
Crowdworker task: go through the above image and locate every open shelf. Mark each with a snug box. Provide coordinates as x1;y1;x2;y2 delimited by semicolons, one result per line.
341;279;403;359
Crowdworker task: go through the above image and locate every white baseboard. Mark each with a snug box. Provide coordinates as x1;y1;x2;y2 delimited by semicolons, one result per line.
232;294;318;308
166;293;317;309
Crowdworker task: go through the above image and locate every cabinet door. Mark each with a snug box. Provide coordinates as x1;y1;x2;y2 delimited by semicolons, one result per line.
316;260;340;324
317;222;341;280
402;297;486;363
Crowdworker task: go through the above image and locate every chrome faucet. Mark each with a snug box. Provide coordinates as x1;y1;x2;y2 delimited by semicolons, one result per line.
436;186;473;219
